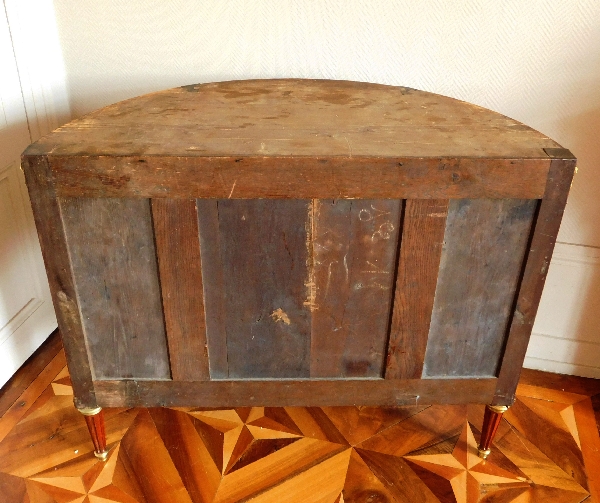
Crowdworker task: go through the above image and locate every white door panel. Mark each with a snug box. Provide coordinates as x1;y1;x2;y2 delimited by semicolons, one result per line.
0;4;57;387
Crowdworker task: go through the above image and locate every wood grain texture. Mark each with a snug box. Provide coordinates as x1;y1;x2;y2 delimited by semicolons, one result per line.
25;80;560;159
0;330;62;418
1;352;597;503
92;378;497;408
47;156;551;200
151;199;209;381
494;154;577;405
60;198;170;380
196;200;228;379
386;199;448;379
21;156;95;407
310;199;401;377
423;198;537;378
200;199;311;378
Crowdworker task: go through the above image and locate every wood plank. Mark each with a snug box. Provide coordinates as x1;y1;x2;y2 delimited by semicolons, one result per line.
25;80;560;160
60;198;171;380
201;199;311;379
196;200;229;378
151;199;209;381
48;156;551;200
93;378;497;408
310;200;401;377
493;153;577;405
0;329;62;418
385;199;448;379
21;155;95;407
423;198;537;377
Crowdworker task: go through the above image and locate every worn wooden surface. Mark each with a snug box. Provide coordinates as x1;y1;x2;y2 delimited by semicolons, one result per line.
199;199;311;378
423;198;537;378
494;152;577;405
196;200;229;379
60;198;171;380
93;378;497;408
26;80;559;159
24;81;558;200
47;156;552;200
386;199;448;379
310;199;401;377
151;199;209;381
20;81;576;423
21;157;95;407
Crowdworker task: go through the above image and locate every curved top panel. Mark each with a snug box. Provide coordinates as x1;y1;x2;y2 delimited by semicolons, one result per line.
25;79;560;159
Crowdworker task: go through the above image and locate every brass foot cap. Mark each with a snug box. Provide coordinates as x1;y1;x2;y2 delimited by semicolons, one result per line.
94;450;109;461
477;447;491;460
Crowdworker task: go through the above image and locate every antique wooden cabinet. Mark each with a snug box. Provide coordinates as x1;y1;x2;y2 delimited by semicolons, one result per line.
22;79;575;461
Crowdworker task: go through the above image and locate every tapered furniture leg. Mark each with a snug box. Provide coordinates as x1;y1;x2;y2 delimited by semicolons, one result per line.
477;404;509;459
78;406;109;461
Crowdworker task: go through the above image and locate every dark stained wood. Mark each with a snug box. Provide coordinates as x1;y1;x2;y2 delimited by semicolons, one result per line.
151;199;209;381
48;156;551;200
423;198;537;377
196;200;228;379
493;154;577;405
386;199;448;379
0;329;62;418
26;80;560;159
200;199;311;379
21;156;95;408
60;198;171;380
310;199;401;377
92;378;497;408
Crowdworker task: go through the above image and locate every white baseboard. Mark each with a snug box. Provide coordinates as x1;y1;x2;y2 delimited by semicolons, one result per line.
525;242;600;378
0;299;56;388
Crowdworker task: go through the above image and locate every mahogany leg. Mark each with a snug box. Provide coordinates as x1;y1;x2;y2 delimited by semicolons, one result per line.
78;406;109;461
477;404;509;459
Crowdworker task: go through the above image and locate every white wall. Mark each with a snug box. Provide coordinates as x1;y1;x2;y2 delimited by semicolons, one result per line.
52;0;600;377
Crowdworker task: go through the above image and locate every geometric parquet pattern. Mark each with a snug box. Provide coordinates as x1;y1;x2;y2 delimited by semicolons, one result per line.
1;349;599;502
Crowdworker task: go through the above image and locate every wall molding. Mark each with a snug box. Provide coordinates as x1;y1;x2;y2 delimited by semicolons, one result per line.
3;0;70;140
526;241;600;377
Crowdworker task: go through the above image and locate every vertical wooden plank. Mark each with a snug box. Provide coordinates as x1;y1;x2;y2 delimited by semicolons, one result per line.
385;199;448;379
494;152;576;405
201;199;311;378
61;198;171;380
196;199;228;378
423;198;537;378
310;200;401;377
151;199;208;381
21;155;95;408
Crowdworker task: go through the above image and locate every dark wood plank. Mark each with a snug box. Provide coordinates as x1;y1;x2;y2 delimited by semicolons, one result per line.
385;199;448;379
26;80;560;160
423;198;537;377
310;200;401;377
48;156;551;200
21;155;95;407
493;153;577;405
151;199;209;381
0;329;62;418
93;377;497;408
196;200;228;378
60;198;171;380
200;199;311;378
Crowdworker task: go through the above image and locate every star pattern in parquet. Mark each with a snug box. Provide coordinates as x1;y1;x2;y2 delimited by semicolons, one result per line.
0;353;598;503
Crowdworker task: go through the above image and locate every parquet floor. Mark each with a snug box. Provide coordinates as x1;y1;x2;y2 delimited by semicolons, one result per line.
0;342;599;503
